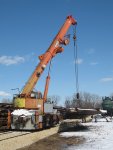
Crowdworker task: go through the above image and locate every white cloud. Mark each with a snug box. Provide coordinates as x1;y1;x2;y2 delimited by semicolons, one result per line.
75;58;83;64
100;77;113;82
0;56;25;66
90;62;98;65
0;91;11;97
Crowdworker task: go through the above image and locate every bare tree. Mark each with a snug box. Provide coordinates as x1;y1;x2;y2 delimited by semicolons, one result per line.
47;95;60;106
64;92;102;109
64;96;72;108
109;93;113;100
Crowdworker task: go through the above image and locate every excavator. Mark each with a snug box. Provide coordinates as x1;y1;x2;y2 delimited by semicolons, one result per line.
10;16;77;130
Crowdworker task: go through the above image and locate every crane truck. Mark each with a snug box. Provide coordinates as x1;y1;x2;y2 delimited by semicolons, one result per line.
10;16;77;130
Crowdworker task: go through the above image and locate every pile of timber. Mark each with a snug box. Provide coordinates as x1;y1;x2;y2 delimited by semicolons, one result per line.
0;103;13;129
65;108;102;119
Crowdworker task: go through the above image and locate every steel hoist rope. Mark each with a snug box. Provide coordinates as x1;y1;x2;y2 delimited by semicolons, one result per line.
73;25;79;100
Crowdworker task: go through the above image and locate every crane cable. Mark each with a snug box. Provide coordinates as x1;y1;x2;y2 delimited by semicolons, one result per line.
73;25;79;100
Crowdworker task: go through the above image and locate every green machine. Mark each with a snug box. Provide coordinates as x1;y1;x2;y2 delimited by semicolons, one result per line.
102;97;113;115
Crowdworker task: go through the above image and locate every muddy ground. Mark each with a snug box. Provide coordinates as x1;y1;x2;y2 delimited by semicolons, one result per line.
18;133;85;150
18;124;87;150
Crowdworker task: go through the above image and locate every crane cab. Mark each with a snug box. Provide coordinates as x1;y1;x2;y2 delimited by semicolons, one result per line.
13;91;44;112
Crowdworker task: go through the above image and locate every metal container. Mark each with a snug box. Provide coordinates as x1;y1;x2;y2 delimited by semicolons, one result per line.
44;103;54;113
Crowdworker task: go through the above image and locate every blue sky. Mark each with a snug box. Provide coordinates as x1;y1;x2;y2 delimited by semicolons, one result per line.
0;0;113;104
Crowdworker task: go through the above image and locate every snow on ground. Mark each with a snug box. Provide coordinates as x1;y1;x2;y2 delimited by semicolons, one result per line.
60;118;113;150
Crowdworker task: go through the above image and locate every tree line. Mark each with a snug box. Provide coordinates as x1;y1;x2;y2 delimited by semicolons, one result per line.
0;92;104;109
64;92;102;109
47;92;102;109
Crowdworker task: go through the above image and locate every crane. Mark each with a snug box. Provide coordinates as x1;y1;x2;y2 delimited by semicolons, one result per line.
13;15;77;109
11;15;77;130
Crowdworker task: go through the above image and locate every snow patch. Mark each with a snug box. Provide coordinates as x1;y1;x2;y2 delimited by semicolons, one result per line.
11;109;33;116
60;120;113;149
